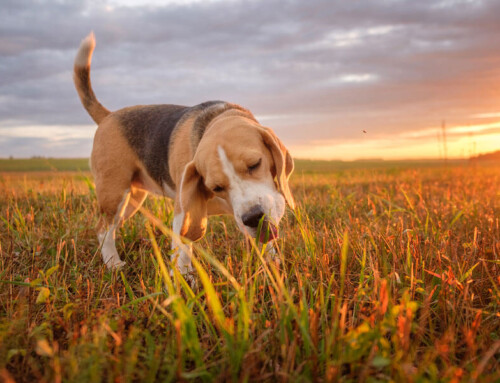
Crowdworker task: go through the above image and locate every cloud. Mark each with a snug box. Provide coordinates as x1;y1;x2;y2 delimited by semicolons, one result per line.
1;0;500;158
0;136;93;158
470;112;500;119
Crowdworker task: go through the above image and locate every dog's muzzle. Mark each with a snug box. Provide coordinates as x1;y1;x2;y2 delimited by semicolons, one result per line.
242;205;278;242
242;205;264;228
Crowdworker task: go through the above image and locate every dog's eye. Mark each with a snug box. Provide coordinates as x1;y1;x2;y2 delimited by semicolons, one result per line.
248;158;262;173
213;185;225;193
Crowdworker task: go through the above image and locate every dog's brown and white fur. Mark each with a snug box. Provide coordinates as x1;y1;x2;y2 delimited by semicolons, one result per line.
73;33;295;276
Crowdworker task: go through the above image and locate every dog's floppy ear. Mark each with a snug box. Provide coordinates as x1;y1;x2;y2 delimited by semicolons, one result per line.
259;127;295;209
179;161;213;241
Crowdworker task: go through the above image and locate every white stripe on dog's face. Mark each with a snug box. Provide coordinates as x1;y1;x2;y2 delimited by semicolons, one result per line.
217;146;285;235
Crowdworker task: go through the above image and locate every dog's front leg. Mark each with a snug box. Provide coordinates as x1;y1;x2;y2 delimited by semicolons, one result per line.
264;240;281;266
171;213;194;281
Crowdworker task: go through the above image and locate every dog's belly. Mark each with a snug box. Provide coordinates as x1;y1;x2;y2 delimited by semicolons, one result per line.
132;169;176;198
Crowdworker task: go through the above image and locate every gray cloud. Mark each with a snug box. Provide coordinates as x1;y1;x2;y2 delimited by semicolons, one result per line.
0;136;93;158
1;0;500;157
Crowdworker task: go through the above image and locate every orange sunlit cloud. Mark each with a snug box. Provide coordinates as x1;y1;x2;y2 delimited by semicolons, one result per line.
290;120;500;160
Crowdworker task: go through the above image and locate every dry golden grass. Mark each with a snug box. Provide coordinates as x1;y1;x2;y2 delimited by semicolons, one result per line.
0;163;499;382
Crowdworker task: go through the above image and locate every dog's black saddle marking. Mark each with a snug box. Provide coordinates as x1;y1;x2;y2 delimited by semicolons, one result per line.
118;101;228;189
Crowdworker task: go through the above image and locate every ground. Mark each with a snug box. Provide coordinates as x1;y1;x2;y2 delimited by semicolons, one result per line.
0;160;499;382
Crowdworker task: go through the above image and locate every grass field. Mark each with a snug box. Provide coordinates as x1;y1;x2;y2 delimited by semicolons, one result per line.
0;158;90;172
0;162;499;382
0;157;470;173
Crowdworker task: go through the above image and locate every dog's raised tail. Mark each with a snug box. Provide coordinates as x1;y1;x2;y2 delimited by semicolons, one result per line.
73;32;110;124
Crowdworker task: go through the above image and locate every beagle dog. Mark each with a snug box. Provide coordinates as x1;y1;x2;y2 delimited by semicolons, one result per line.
73;33;295;276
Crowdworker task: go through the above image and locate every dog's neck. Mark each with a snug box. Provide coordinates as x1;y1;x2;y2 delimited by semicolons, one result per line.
190;103;257;152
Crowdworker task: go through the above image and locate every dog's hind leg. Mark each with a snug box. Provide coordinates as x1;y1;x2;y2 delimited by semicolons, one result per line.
91;117;150;269
95;181;148;270
96;193;128;269
123;187;148;220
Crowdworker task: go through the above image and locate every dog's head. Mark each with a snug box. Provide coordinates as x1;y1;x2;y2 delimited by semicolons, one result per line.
179;116;294;242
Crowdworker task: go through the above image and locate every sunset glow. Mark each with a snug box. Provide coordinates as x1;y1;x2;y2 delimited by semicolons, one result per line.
290;129;500;160
289;120;500;160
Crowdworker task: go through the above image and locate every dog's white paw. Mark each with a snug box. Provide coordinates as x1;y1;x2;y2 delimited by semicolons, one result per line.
184;273;197;289
106;259;126;270
170;267;197;288
264;242;281;265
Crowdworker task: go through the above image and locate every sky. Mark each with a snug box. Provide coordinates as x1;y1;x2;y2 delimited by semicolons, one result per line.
1;0;500;160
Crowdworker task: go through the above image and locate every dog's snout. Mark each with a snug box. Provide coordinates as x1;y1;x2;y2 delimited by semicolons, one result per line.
242;206;265;228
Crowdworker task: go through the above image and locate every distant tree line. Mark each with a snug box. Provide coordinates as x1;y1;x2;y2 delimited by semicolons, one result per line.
469;150;500;161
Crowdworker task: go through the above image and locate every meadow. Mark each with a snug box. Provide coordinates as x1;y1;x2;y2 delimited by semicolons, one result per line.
0;160;499;382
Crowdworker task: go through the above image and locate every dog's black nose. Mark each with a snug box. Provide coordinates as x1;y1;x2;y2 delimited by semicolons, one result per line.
242;206;265;228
